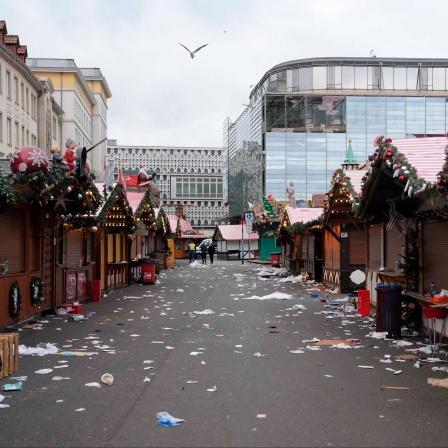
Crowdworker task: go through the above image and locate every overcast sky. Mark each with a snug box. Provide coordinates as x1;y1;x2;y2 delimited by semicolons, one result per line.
3;0;448;147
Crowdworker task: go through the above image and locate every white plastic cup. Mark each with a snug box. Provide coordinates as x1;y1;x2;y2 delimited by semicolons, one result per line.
101;373;114;386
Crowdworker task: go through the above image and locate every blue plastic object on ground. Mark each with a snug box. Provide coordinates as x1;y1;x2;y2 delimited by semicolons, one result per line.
156;411;185;427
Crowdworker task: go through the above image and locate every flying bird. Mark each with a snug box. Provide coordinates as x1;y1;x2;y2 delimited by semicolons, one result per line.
178;43;208;58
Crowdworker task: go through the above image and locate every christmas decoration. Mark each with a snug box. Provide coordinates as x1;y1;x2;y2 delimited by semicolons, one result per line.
262;195;278;218
0;173;17;214
30;277;44;306
97;183;135;234
9;281;22;319
10;146;49;174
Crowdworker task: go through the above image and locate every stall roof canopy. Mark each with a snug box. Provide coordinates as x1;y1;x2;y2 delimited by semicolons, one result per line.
167;214;204;238
127;191;146;212
343;169;366;194
215;224;259;241
287;207;323;224
390;136;447;183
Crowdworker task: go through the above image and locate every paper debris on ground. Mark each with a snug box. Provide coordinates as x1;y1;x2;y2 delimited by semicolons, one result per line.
156;411;185;427
395;354;418;360
367;332;388;339
358;365;374;369
35;369;53;374
144;377;151;382
19;343;59;356
191;309;215;315
242;292;293;300
186;380;198;384
58;351;96;356
290;350;305;354
85;382;101;387
206;385;217;392
315;339;355;346
383;386;410;390
254;352;265;357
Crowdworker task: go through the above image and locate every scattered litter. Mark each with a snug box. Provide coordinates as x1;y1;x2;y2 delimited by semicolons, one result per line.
358;366;374;369
414;361;421;369
380;359;393;363
56;400;64;403
190;351;203;356
243;292;293;301
290;350;304;354
1;383;22;391
253;352;265;357
19;343;59;356
156;411;185;427
143;360;154;364
101;373;114;385
315;340;354;346
367;332;388;339
151;341;164;344
52;376;70;381
257;414;267;418
206;385;217;392
85;382;101;387
130;334;140;337
306;345;322;351
383;386;409;390
427;378;448;388
186;380;198;384
392;340;414;347
165;346;174;350
9;376;27;381
190;309;215;315
395;354;418;360
35;369;53;374
59;351;96;357
292;304;306;310
75;408;86;412
324;375;333;378
431;366;448;372
0;404;10;409
0;394;9;403
385;368;402;375
144;377;151;382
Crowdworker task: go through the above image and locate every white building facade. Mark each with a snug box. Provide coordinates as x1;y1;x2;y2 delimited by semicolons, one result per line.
107;140;228;231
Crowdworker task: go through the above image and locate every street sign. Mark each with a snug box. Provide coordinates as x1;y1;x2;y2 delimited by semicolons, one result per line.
246;222;253;233
245;212;253;222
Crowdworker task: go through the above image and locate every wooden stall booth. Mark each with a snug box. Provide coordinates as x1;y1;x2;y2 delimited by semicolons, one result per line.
213;225;259;261
93;183;136;293
279;207;323;279
322;166;367;294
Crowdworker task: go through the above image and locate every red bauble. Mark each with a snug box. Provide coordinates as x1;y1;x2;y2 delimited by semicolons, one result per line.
58;189;64;195
10;146;49;174
82;202;87;208
398;175;406;183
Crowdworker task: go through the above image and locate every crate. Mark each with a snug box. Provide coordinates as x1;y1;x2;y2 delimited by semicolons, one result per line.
0;333;19;379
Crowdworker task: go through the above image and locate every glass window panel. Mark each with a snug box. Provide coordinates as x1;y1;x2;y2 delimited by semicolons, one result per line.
406;97;425;134
426;97;445;134
313;67;327;90
386;97;406;135
299;67;312;90
433;68;446;90
354;67;367;89
342;66;354;89
420;67;431;90
368;66;381;89
382;67;394;89
277;71;287;92
394;67;406;90
407;67;419;90
267;73;277;92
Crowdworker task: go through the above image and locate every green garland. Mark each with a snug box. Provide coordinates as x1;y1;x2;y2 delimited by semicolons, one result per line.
9;281;22;319
30;277;44;306
0;173;17;214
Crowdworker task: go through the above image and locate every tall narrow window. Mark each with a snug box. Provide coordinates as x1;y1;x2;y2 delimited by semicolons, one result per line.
26;87;29;113
6;70;11;99
21;82;24;109
0;112;3;142
7;117;12;145
14;76;18;104
0;64;3;94
15;121;19;148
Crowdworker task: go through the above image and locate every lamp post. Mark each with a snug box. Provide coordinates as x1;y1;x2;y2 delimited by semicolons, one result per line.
241;214;245;265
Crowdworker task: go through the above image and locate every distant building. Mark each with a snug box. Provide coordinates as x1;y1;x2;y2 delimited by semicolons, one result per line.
27;58;111;179
225;56;448;219
106;140;228;231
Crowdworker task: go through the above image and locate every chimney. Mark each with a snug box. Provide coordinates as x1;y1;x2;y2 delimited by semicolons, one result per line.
0;20;7;45
5;34;20;56
17;45;28;63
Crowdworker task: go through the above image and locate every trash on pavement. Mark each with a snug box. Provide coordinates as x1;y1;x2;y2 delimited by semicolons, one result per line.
19;342;59;356
186;380;198;384
35;368;53;374
52;376;70;381
101;373;114;385
85;382;101;387
156;411;185;427
383;386;410;390
144;377;151;382
58;351;96;356
206;385;217;392
75;408;86;412
190;309;215;315
0;404;10;408
385;368;402;375
242;292;293;300
1;382;22;391
290;350;304;354
427;378;448;388
367;332;388;339
414;361;421;369
358;365;374;369
253;352;265;357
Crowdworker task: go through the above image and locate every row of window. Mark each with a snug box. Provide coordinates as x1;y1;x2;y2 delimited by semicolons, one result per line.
107;147;222;157
251;64;448;101
0;112;37;148
74;99;92;132
173;177;223;199
0;63;37;119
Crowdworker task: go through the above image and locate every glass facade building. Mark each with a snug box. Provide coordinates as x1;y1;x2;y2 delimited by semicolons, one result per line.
224;57;448;219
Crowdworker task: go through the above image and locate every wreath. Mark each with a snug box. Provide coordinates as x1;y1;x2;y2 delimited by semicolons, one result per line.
30;277;44;306
9;281;22;319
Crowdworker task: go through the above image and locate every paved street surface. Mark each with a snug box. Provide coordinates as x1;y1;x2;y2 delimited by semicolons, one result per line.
1;260;448;447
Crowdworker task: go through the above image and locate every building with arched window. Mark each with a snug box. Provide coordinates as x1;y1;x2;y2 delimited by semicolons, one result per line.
224;57;448;219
